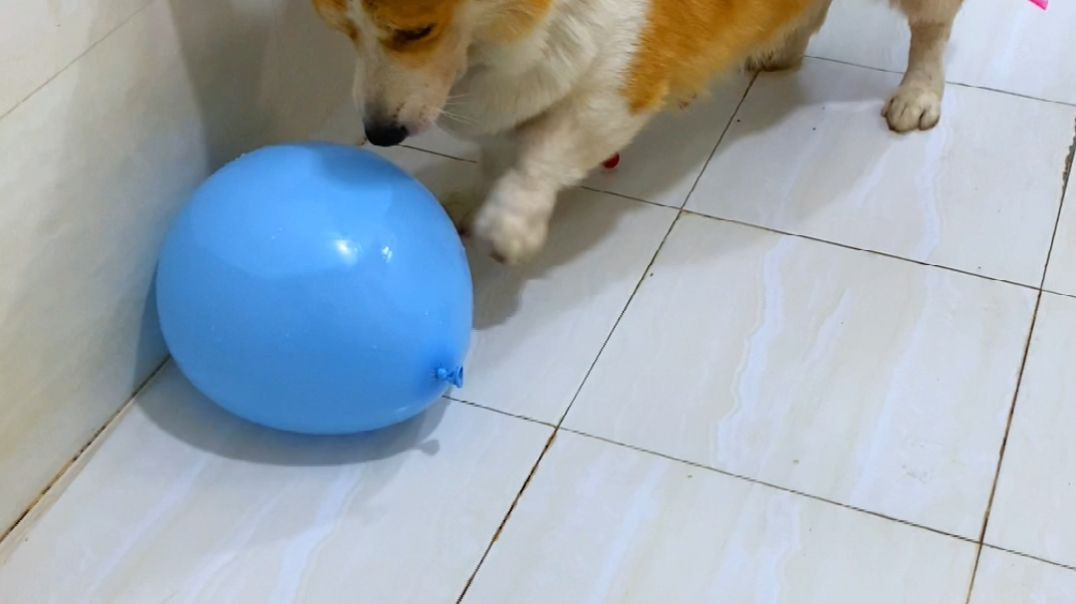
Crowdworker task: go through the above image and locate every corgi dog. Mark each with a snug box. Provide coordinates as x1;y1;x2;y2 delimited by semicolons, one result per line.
313;0;964;264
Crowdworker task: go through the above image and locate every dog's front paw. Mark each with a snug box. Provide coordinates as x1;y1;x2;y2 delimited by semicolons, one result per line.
884;83;942;132
472;188;553;265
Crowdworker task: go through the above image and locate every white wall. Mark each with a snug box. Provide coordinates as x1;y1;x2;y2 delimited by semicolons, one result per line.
0;0;354;532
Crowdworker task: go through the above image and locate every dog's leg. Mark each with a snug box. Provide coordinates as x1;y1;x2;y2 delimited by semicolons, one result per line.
747;0;832;72
472;93;651;264
443;140;514;232
885;0;963;132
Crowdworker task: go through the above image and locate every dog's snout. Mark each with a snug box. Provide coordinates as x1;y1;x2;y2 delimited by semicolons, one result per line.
365;122;409;147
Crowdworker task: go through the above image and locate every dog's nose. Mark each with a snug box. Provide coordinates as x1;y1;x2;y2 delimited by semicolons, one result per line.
364;122;409;147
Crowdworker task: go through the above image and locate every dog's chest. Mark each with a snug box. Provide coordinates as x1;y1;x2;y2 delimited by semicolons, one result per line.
440;5;621;138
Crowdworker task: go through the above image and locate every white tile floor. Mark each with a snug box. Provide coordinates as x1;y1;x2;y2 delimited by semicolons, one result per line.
3;3;1076;603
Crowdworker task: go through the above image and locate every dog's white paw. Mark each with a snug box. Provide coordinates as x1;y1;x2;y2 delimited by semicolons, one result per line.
884;83;942;132
472;191;552;265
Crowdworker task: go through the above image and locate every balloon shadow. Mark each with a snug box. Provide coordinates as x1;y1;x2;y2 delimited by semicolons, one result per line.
138;363;446;468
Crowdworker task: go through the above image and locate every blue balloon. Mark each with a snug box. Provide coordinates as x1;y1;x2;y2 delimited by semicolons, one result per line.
156;143;472;434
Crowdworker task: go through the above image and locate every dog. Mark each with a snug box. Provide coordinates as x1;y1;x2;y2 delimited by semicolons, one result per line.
313;0;964;264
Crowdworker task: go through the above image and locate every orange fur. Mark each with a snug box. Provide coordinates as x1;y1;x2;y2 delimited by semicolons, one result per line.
479;0;555;43
314;0;554;44
626;0;816;112
312;0;360;42
362;0;460;38
314;0;466;64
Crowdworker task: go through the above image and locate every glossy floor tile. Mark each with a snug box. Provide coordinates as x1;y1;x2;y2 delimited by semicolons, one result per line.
373;146;677;423
809;0;1076;104
0;365;550;603
465;432;976;604
986;293;1076;567
970;549;1076;604
689;59;1075;285
1045;180;1076;296
566;214;1035;538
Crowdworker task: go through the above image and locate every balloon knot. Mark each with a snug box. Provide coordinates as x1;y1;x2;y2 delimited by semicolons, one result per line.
436;366;464;388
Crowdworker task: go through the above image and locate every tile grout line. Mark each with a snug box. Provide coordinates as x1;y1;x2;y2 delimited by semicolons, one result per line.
449;395;980;544
1043;288;1076;300
403;150;1042;295
964;118;1076;604
448;394;1076;576
583;178;1041;292
0;358;170;551
579;187;1039;292
454;429;559;602
0;0;158;123
680;209;1041;291
399;144;476;164
963;293;1043;604
446;396;977;543
981;543;1076;574
446;396;558;428
559;427;978;544
453;73;761;603
575;425;1076;577
1036;117;1076;298
805;55;1076;109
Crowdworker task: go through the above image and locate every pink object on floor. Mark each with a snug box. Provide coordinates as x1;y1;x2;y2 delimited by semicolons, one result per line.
1029;0;1048;9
